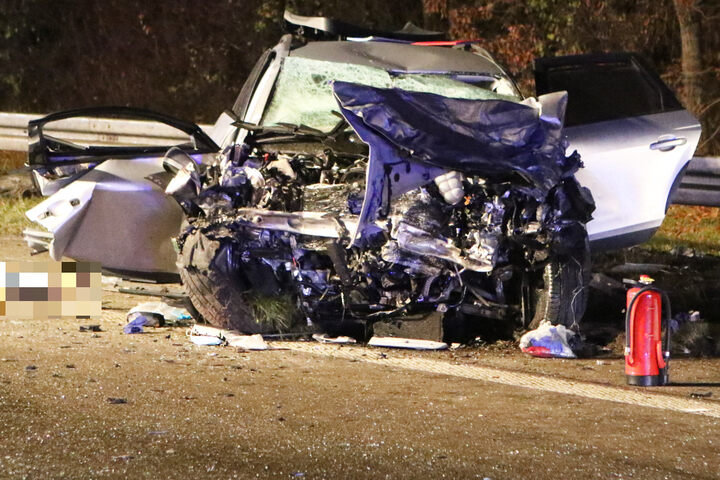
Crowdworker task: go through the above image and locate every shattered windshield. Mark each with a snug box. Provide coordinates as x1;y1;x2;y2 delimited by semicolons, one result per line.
261;56;517;131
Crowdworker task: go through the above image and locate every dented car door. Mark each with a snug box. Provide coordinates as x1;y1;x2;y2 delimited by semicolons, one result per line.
25;107;219;280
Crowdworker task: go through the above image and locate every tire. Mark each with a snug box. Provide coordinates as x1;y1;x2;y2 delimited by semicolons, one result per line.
527;237;590;332
178;222;273;334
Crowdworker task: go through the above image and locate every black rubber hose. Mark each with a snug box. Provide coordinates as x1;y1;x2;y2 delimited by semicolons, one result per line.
660;290;672;354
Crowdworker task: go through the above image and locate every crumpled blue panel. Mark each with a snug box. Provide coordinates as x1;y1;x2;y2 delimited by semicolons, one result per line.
338;92;447;245
332;81;571;194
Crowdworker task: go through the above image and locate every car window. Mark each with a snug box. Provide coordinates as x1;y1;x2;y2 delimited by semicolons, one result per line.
540;60;683;127
261;56;516;131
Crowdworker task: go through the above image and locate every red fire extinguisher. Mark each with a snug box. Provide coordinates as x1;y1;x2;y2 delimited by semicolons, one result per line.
625;275;671;386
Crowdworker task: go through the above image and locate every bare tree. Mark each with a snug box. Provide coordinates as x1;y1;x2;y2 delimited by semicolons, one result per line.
673;0;705;114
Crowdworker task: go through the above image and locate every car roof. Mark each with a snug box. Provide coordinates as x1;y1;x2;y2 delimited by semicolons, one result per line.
289;41;507;77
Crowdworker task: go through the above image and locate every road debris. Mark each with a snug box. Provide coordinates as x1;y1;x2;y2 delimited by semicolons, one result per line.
128;301;192;324
103;276;187;300
187;325;270;350
367;336;448;350
107;397;127;404
189;335;223;346
690;391;713;398
79;325;102;332
123;301;193;334
311;333;357;344
228;334;268;350
123;313;154;334
519;321;577;358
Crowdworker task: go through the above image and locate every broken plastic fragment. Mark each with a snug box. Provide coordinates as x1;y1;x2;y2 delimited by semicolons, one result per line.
128;301;192;324
312;333;357;344
368;336;448;350
189;335;224;346
123;312;152;334
187;325;269;350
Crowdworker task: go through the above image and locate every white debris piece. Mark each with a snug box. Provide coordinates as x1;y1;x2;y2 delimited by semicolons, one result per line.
189;335;223;346
312;333;357;344
368;336;448;350
433;171;465;205
128;301;192;323
187;325;269;350
227;333;268;350
189;325;226;338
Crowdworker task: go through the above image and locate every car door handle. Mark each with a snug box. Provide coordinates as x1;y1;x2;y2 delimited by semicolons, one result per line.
650;137;687;151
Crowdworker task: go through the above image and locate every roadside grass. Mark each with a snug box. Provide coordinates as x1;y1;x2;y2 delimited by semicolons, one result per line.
0;195;43;236
645;205;720;256
0;150;25;174
1;151;41;237
247;292;298;331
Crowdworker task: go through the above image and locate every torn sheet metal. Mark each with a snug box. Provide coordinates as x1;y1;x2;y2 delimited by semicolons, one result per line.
332;82;594;250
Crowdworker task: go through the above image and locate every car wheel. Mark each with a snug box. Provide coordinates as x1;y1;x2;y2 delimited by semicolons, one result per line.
178;221;273;334
526;236;590;332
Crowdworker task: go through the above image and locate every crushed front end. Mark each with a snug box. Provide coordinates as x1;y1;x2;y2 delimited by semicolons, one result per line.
172;82;594;338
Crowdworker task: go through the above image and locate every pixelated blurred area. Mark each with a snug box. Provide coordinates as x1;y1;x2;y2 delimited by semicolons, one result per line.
0;261;101;318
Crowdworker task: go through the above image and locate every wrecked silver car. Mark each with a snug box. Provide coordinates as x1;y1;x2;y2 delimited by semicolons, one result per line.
24;12;700;339
168;32;594;339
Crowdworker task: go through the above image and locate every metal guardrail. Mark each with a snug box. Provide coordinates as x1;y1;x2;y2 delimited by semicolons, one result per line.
0;111;718;206
0;111;212;152
673;156;720;207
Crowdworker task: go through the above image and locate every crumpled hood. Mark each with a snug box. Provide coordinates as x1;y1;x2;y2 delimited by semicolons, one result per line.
332;81;594;253
332;81;578;195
